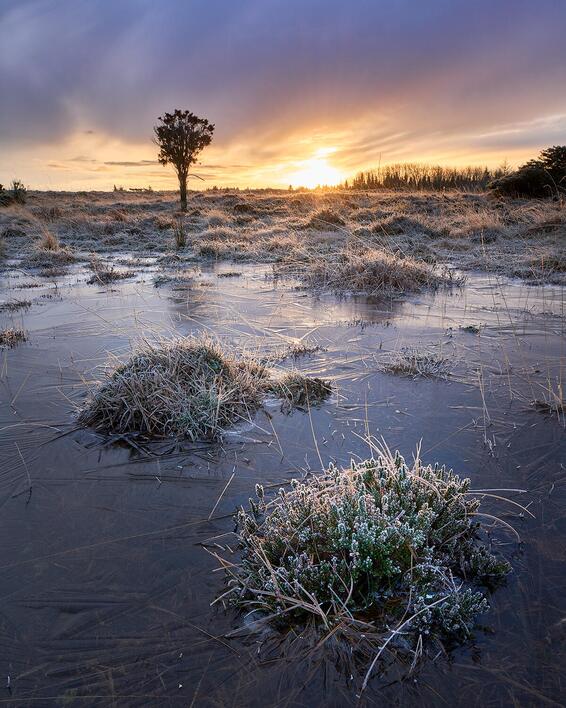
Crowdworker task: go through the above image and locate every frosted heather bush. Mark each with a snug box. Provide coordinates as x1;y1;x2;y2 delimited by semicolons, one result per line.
219;445;511;654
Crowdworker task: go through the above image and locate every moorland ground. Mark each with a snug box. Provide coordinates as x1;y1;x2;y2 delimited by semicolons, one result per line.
1;187;565;704
1;189;565;288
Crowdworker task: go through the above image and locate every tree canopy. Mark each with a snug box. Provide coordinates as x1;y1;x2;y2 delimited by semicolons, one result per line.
154;110;214;209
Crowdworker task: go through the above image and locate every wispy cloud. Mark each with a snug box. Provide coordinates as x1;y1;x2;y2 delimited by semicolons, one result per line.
103;160;157;167
1;0;565;188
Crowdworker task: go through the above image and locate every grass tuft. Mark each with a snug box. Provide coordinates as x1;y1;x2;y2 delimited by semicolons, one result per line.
268;371;332;409
0;300;32;313
285;249;459;295
0;327;27;348
39;226;60;251
79;335;331;440
173;217;186;249
207;209;229;227
381;347;451;378
87;255;135;285
531;379;564;423
307;209;345;229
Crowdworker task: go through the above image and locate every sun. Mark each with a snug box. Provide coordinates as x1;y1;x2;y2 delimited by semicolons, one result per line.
288;155;342;188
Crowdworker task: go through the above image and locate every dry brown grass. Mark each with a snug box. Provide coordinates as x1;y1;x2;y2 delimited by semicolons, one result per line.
87;254;135;284
38;225;60;251
0;327;27;348
531;379;565;424
79;335;331;440
1;189;564;286
172;217;186;249
279;248;458;294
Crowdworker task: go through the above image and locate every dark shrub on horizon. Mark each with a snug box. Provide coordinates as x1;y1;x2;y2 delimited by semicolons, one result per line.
0;179;27;206
488;146;566;198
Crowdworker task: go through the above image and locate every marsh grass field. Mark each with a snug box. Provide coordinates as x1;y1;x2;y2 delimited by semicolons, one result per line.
0;188;565;705
1;188;565;286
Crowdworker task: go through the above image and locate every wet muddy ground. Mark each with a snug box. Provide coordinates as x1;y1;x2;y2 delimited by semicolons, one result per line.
0;259;565;706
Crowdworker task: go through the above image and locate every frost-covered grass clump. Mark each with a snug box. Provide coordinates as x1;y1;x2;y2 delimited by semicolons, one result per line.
79;335;331;440
0;327;27;348
285;248;462;295
219;446;511;664
87;255;135;285
381;346;451;379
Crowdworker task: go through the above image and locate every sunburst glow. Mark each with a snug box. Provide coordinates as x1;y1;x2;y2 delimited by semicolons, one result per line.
288;155;342;188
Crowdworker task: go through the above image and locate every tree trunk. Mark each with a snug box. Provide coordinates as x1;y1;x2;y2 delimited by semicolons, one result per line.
179;173;188;211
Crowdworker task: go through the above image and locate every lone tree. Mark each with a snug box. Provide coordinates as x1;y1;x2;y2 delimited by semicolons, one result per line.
154;110;214;210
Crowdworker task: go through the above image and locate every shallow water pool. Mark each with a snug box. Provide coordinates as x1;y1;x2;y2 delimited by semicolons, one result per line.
0;260;564;706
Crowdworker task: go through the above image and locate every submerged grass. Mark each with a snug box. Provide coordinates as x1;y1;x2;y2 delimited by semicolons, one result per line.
531;379;565;424
153;272;193;289
0;299;31;312
79;335;331;440
0;327;27;347
381;347;451;378
265;341;327;363
269;371;332;410
87;255;135;285
214;443;516;681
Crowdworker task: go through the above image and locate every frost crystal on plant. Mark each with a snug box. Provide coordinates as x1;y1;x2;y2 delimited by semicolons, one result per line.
220;446;511;657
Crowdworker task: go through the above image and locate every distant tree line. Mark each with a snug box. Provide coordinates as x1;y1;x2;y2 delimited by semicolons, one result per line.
345;163;509;192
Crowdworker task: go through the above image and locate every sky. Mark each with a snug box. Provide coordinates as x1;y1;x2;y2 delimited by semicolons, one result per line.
1;0;566;190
